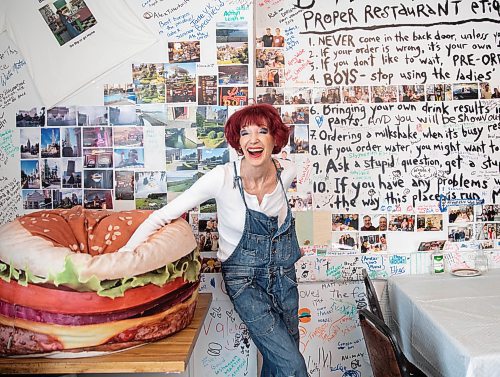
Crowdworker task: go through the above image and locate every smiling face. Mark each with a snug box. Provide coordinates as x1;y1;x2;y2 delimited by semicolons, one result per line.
239;123;275;167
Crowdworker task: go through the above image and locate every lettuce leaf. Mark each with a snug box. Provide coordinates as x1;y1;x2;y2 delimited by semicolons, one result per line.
0;248;201;298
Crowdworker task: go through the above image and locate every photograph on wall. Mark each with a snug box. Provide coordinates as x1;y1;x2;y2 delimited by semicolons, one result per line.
16;107;46;128
84;189;113;209
166;170;200;193
61;157;82;188
41;158;61;189
165;128;200;149
388;214;415;231
219;86;248;107
448;224;473;242
133;63;165;84
284;88;311;105
453;83;479;100
82;127;112;148
480;83;499;99
198;213;218;232
216;42;249;65
286;106;309;124
448;205;473;223
360;214;388;231
289;125;309;154
313;87;341;104
61;127;82;157
104;84;136;105
417;240;446;251
166;148;194;171
398;84;425;102
196;106;228;147
114;170;134;200
52;188;83;209
371;85;398;103
476;204;500;221
20;128;40;159
84;169;113;189
255;48;285;68
168;41;201;63
77;106;109;126
199;230;219;252
135;191;167;210
288;192;313;211
136;103;167;127
38;0;97;46
256;87;284;105
200;252;221;273
135;82;166;105
360;234;387;252
416;214;442;231
22;189;52;210
21;160;40;189
197;124;226;149
342;86;370;103
332;214;359;231
331;232;359;250
256;68;283;87
135;171;166;198
40;128;61;158
164;63;197;103
218;65;249;85
113;127;144;147
200;198;217;213
199;148;229;171
47;106;77;127
189;212;199;233
83;148;113;169
114;148;145;168
166;106;197;127
109;106;137;126
216;22;248;43
198;76;218;106
426;84;452;101
475;223;499;240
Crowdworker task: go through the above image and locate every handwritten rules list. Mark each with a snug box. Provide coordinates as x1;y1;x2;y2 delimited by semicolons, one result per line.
257;0;499;212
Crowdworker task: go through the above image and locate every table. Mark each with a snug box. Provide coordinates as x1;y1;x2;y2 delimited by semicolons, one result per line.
388;270;500;377
0;293;212;375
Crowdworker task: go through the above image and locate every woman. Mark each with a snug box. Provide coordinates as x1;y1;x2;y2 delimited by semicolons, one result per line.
56;9;80;39
120;103;307;377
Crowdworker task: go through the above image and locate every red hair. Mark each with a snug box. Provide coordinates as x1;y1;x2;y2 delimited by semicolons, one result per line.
224;103;290;154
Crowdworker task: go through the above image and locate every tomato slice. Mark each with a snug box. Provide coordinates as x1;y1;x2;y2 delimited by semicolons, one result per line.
0;277;187;314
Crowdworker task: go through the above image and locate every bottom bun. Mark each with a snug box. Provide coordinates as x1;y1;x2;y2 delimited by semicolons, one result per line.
0;290;198;357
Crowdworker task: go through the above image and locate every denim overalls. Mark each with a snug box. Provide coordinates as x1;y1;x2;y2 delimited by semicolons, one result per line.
221;162;308;377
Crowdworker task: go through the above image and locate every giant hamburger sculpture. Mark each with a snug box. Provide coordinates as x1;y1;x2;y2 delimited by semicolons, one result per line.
0;206;200;356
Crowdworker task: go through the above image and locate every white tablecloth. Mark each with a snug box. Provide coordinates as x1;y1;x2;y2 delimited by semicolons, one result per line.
388;269;500;377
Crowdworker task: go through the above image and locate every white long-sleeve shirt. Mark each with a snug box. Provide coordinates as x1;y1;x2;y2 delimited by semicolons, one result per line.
122;159;296;261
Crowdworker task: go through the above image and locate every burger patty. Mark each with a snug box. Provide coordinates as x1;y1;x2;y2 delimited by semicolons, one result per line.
0;289;198;356
0;282;198;326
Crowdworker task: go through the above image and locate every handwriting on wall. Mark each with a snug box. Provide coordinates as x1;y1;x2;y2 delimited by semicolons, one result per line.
258;0;499;216
194;299;257;376
0;34;37;225
310;99;499;211
299;281;368;376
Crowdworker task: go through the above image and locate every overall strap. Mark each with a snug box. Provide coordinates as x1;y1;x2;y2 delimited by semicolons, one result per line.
272;159;291;211
233;161;249;209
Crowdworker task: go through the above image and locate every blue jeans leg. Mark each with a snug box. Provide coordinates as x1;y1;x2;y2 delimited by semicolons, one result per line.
224;274;307;377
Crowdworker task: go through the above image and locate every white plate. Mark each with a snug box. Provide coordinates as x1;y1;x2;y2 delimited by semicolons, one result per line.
451;268;481;277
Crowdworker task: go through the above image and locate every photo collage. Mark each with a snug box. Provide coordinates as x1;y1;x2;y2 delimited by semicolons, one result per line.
326;206;500;253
